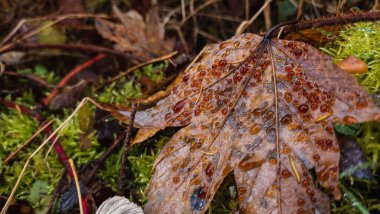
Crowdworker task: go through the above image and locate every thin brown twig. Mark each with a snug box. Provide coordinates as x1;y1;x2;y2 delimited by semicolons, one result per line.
81;125;135;184
264;0;272;30
3;71;54;89
118;104;137;196
107;51;177;84
235;0;272;36
0;14;109;52
181;0;186;21
180;0;217;26
0;43;129;60
190;0;199;43
198;30;221;42
196;13;243;22
43;54;107;106
374;0;379;10
245;0;250;21
296;0;304;20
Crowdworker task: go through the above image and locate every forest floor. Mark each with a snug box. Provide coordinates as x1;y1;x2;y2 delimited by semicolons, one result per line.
0;0;379;213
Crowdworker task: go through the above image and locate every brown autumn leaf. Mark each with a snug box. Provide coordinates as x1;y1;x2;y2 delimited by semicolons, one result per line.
97;33;380;213
95;6;174;62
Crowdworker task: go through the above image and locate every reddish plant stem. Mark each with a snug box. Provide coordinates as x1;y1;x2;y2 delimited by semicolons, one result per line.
0;99;42;121
0;99;89;213
0;43;129;60
43;54;107;106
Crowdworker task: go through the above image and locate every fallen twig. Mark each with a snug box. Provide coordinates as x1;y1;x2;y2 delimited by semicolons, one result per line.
0;43;129;60
43;53;107;106
235;0;272;35
118;104;137;196
0;13;109;52
3;71;54;89
105;51;177;84
81;123;136;184
180;0;217;26
265;10;380;39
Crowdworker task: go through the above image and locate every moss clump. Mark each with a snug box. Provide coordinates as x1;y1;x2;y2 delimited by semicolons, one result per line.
0;107;101;209
97;79;142;105
97;149;122;191
19;64;59;85
127;134;169;204
322;23;380;214
321;22;380;93
94;62;169;194
134;60;168;83
97;61;167;105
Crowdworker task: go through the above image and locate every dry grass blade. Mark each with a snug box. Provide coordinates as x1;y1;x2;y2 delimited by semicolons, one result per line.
68;159;84;214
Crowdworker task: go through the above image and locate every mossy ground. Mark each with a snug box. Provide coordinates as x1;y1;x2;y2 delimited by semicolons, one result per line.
0;23;379;213
320;22;380;213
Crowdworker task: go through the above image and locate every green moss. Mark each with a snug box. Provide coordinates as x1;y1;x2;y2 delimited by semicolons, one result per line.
127;135;169;204
97;133;169;203
4;89;37;108
19;64;59;85
37;21;66;45
357;123;380;165
134;61;168;83
97;61;168;105
96;64;167;192
0;109;40;197
208;173;238;213
97;149;122;191
0;107;101;207
0;50;168;211
53;109;102;166
322;22;380;214
321;22;380;93
97;79;142;104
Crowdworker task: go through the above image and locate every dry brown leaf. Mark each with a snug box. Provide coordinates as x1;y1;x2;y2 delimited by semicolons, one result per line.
98;33;380;213
95;6;174;62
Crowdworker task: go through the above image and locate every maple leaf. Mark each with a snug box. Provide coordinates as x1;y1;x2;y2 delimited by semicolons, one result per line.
100;33;380;213
95;6;174;62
